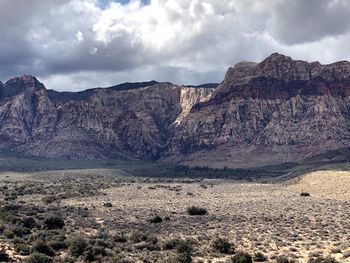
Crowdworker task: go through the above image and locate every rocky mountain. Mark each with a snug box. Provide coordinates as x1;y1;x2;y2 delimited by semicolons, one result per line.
1;53;350;168
0;76;214;160
168;53;350;168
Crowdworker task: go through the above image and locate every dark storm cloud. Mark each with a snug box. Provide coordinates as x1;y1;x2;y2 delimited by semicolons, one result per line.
0;0;349;91
269;0;350;44
0;0;151;82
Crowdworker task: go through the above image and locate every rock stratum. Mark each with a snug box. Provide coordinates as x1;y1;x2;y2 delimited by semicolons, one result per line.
1;53;350;168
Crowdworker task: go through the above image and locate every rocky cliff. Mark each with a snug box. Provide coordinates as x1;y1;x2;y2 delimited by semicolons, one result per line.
168;53;350;168
1;53;350;168
0;77;214;160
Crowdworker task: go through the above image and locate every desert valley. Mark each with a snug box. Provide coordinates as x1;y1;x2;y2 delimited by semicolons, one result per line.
0;53;350;262
1;0;350;262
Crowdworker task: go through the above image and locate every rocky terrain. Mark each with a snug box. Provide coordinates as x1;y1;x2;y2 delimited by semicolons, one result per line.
1;167;349;262
0;76;214;161
1;53;350;168
169;53;350;168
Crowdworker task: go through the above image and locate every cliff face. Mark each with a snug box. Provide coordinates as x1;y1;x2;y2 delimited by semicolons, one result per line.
0;77;214;160
1;53;350;168
168;53;350;168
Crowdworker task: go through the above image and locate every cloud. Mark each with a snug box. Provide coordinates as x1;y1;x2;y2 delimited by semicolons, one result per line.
268;0;350;45
0;0;349;91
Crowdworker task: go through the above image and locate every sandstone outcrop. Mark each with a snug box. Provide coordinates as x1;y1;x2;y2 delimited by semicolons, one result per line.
168;53;350;168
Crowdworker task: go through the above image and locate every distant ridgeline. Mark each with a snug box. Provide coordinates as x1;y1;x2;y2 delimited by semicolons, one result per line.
1;53;350;169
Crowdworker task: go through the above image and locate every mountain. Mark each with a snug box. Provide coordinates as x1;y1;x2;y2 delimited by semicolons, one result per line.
0;76;214;160
1;53;350;168
168;53;350;168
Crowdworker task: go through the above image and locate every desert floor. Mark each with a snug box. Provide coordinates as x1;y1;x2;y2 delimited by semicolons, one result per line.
1;169;349;262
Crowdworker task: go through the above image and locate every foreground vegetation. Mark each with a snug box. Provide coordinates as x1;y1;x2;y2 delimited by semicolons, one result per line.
0;168;349;262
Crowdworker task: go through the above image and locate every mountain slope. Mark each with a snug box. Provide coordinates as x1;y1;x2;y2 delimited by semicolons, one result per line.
0;77;214;160
168;53;350;168
1;53;350;168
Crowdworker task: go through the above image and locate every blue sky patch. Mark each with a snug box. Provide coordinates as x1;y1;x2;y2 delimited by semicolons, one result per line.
98;0;150;9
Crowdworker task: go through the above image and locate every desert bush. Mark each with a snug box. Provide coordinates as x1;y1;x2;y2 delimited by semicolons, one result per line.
308;257;339;263
165;253;192;263
47;236;68;251
114;234;127;243
300;192;311;197
13;226;31;237
23;216;37;229
254;252;268;262
42;196;58;204
145;236;160;251
187;206;208;216
44;215;65;230
163;238;183;250
130;232;148;243
30;241;55;257
176;240;192;254
0;249;10;262
231;251;253;263
15;243;31;255
25;252;53;263
82;245;107;262
212;237;233;254
69;237;88;257
150;215;163;223
276;256;297;263
3;229;15;239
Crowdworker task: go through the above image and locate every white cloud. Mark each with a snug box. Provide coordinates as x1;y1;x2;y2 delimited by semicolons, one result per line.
76;31;84;43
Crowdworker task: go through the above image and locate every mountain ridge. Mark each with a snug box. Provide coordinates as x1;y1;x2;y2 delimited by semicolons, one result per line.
1;53;350;168
168;53;350;168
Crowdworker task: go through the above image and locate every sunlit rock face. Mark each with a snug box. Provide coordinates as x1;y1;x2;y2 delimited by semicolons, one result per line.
0;76;214;160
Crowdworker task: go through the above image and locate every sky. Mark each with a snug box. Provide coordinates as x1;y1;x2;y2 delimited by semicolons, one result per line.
0;0;350;91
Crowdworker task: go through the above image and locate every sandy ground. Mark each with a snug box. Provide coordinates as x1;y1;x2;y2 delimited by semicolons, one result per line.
57;170;350;262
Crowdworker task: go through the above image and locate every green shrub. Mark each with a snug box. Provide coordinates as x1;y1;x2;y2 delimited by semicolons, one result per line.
276;256;297;263
212;237;233;254
150;215;163;223
165;252;192;263
69;237;88;257
23;217;37;229
0;250;10;262
15;243;30;255
231;251;253;263
114;234;127;243
176;241;192;254
30;241;55;257
308;257;339;263
187;206;208;216
13;226;31;237
163;238;183;250
82;245;107;262
25;252;53;263
47;238;68;251
254;252;268;262
3;229;15;239
130;232;148;243
44;215;65;230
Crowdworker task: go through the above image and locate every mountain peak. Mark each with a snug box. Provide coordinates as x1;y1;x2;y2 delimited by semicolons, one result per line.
6;74;41;84
265;52;292;61
2;74;46;99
